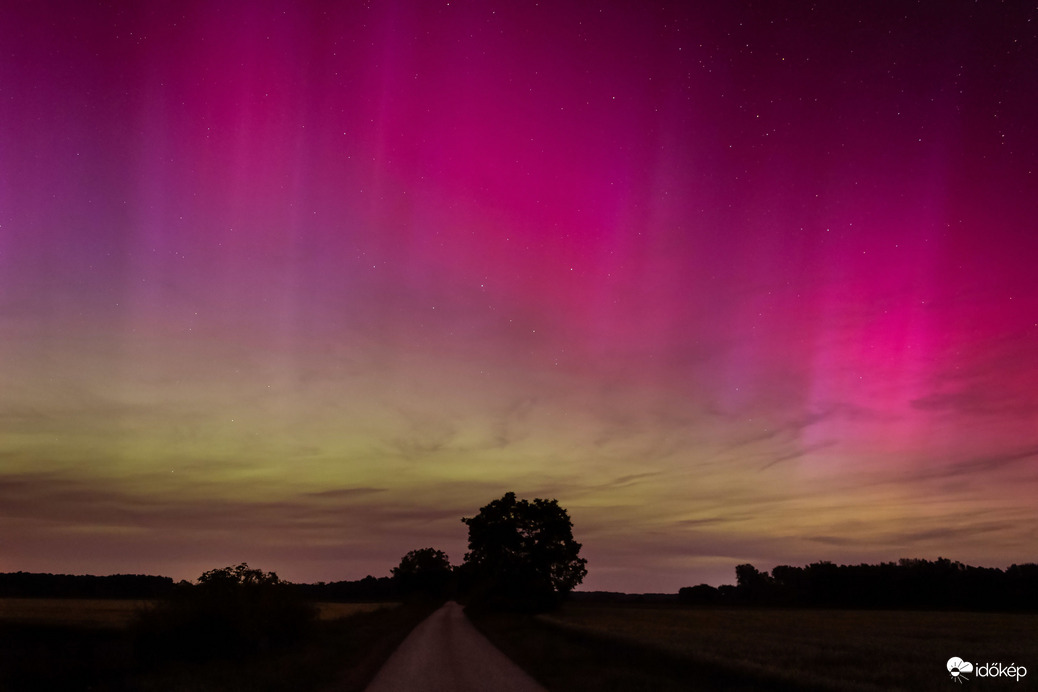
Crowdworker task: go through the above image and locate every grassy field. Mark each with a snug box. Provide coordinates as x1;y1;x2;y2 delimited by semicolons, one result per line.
6;598;1033;690
474;602;1038;691
0;597;148;628
315;601;395;621
0;597;393;627
0;597;421;692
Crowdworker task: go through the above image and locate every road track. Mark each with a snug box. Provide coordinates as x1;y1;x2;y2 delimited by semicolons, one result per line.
364;601;546;692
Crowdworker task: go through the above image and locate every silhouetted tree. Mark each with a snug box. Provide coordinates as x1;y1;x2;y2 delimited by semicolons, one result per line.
701;559;1038;610
678;583;719;604
135;563;316;661
197;562;281;589
392;548;453;601
735;563;774;603
461;492;587;612
294;574;399;602
0;572;173;599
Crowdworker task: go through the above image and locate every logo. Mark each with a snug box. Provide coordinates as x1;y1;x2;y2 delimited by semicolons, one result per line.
948;657;974;683
947;656;1028;683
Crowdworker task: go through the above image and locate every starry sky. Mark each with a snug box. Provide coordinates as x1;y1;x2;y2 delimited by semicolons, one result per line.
2;1;1037;592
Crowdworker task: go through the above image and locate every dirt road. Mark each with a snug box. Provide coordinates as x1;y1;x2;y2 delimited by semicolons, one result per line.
364;601;547;692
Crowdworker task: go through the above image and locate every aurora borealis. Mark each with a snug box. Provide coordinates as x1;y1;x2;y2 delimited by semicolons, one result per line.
2;1;1036;592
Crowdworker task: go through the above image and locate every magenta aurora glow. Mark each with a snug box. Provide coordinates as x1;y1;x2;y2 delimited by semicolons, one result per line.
1;1;1036;592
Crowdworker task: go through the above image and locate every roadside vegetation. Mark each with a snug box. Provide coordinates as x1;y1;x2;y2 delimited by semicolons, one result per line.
126;600;434;692
0;597;146;628
0;569;431;692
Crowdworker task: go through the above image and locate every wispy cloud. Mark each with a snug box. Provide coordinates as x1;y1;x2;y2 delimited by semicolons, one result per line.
759;440;837;471
911;329;1038;418
303;487;388;499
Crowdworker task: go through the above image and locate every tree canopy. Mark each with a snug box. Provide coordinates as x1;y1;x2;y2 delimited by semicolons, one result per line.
461;492;587;611
136;562;315;660
681;558;1038;610
392;547;453;600
198;562;282;589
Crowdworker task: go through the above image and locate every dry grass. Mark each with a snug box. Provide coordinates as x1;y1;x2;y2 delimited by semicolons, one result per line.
0;598;422;692
315;601;397;621
0;598;396;629
0;598;147;629
535;604;1038;691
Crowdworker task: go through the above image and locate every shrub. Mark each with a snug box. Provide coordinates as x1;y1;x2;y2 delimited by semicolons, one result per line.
135;563;317;661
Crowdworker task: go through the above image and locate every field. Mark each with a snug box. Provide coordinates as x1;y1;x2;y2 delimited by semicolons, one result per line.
5;598;1034;690
0;597;392;627
0;597;148;628
316;601;395;620
475;603;1038;691
0;597;420;692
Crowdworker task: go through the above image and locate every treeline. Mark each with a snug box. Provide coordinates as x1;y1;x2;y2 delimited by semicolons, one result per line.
293;575;398;602
680;558;1038;610
0;572;174;599
0;571;402;602
570;591;677;604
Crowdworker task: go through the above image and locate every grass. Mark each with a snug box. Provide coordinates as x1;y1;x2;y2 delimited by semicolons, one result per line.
0;597;428;692
0;597;394;627
315;601;396;621
126;602;431;692
0;597;147;628
9;597;1032;690
473;602;1038;691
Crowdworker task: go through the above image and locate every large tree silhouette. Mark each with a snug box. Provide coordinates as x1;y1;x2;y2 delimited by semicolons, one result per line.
392;547;453;600
461;492;587;611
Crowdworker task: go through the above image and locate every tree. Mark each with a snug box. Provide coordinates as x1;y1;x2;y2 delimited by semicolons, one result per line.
198;562;282;589
461;492;587;611
392;548;453;600
734;563;774;603
678;583;719;604
135;563;315;661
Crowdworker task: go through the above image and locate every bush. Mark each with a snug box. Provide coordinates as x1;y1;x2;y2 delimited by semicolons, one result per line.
135;563;317;661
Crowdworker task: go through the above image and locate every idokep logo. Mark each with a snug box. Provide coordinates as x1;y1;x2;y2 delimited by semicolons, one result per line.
947;656;1028;683
948;657;974;683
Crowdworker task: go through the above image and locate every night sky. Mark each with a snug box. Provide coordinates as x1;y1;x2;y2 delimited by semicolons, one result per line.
2;1;1037;592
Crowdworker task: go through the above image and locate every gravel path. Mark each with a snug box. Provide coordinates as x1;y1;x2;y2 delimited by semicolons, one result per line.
364;601;547;692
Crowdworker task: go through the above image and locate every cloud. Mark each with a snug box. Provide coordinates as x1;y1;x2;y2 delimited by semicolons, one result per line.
910;387;1038;417
806;520;1016;548
598;472;663;489
0;469;450;537
899;446;1038;484
806;535;860;546
303;487;387;499
888;522;1015;545
911;329;1038;418
759;440;837;471
674;517;729;528
946;446;1038;476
